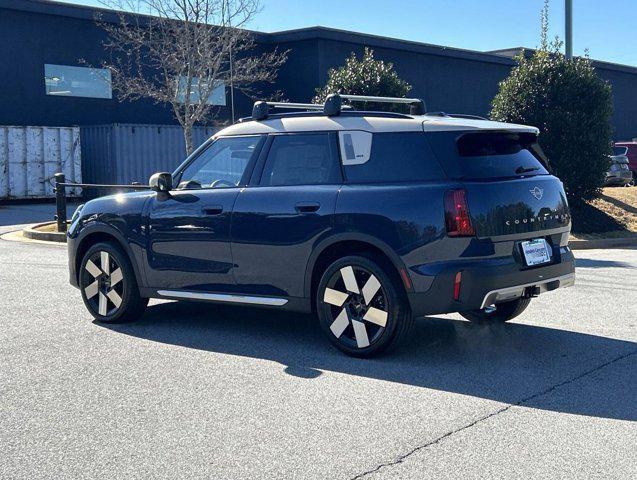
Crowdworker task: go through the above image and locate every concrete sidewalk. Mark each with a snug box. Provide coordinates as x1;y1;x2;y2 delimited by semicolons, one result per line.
0;202;80;234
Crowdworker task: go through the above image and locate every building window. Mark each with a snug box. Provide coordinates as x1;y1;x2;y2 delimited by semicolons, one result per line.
44;64;112;99
176;76;226;106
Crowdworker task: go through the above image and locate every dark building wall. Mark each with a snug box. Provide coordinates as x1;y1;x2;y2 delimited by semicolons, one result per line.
596;68;637;140
0;7;184;126
273;39;321;103
1;0;637;141
314;38;514;116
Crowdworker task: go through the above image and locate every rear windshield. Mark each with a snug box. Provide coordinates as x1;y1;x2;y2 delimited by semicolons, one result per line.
426;131;550;179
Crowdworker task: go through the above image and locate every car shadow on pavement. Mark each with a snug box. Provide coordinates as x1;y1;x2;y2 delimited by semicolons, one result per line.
99;300;637;421
575;258;636;269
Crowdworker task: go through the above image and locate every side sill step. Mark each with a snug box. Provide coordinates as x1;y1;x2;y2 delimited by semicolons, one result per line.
156;290;289;306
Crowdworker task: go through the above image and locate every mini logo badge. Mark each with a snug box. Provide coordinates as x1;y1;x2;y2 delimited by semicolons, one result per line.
530;186;544;200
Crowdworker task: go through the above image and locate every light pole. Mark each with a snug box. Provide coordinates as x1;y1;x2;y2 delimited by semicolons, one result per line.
565;0;573;59
230;44;235;123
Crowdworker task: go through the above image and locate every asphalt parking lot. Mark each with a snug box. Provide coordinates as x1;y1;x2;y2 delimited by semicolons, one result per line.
1;220;635;479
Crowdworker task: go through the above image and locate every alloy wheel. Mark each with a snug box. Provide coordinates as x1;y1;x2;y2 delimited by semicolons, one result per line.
82;251;125;316
322;265;389;349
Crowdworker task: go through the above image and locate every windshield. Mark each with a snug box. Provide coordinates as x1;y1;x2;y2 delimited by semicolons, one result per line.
612;146;628;156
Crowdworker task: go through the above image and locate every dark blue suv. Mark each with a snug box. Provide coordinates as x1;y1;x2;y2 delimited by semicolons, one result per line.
68;95;575;356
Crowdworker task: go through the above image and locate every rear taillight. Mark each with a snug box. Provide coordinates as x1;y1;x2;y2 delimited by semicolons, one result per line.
444;189;475;237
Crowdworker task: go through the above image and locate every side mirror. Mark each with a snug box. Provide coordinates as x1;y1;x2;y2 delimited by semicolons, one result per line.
149;172;173;192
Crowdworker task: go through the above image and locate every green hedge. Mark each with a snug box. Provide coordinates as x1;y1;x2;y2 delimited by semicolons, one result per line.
491;45;613;203
313;48;411;112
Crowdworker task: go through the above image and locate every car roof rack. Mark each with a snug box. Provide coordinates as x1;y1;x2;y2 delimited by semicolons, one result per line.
340;95;426;115
250;93;427;121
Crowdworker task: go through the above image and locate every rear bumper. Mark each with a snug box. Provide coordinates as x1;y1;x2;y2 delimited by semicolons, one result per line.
407;247;575;316
605;172;633;185
478;272;574;309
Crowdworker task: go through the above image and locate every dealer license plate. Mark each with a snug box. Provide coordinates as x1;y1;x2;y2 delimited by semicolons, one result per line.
521;239;552;266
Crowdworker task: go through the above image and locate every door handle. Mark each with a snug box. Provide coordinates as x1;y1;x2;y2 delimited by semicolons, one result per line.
203;205;223;215
295;202;320;213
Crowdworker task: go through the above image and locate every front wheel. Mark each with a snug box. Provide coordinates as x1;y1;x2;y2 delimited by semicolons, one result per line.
460;297;531;324
79;242;148;323
316;255;413;357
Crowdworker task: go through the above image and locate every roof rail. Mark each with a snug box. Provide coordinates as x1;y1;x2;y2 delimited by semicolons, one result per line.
250;93;427;121
425;112;489;121
447;113;488;121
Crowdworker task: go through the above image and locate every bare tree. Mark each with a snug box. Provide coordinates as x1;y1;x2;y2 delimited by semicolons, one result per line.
97;0;286;154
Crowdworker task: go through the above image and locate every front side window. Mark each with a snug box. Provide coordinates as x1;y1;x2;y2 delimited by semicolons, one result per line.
44;64;112;99
178;136;262;189
260;134;341;186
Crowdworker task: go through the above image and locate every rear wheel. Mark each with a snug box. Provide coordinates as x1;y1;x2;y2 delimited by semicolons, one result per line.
79;242;148;323
316;255;413;357
460;297;531;324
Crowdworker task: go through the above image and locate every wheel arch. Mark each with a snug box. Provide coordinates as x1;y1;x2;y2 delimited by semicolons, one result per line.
74;224;144;288
305;233;411;312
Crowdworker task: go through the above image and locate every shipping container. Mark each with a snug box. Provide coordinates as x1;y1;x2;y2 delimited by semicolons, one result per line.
0;126;82;199
80;124;218;192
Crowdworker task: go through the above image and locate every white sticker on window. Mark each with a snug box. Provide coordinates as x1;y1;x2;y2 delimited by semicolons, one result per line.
339;131;372;165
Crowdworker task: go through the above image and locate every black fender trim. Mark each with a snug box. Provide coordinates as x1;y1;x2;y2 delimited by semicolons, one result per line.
303;232;411;298
72;222;147;289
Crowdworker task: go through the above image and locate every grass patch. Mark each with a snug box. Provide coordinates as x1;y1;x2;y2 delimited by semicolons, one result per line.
33;221;70;233
571;187;637;238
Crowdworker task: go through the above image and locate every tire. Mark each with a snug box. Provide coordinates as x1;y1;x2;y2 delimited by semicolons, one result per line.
316;255;413;357
460;297;531;324
79;242;148;323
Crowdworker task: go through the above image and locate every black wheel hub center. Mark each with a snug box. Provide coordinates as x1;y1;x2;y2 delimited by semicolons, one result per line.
347;294;367;318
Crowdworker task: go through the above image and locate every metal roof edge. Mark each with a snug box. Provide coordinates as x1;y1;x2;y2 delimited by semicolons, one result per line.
486;46;637;75
3;0;637;75
266;26;517;66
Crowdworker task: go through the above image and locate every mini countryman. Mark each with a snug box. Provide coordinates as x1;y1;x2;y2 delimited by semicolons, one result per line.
68;94;575;357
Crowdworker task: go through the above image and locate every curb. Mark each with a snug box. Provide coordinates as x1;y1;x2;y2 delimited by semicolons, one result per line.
569;236;637;250
0;229;66;246
22;222;67;243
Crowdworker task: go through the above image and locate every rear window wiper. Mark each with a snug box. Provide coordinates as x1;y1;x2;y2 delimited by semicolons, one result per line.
515;165;540;174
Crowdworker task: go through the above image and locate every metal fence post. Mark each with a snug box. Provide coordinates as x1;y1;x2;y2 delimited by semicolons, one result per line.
54;173;67;233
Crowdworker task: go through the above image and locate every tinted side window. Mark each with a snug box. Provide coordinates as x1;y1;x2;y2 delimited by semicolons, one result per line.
343;132;445;183
261;134;341;186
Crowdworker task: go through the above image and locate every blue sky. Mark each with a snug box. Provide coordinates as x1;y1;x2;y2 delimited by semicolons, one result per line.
59;0;637;67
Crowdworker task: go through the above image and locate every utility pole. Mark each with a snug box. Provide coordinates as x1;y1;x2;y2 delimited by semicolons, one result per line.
230;44;235;124
565;0;573;59
223;0;235;123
